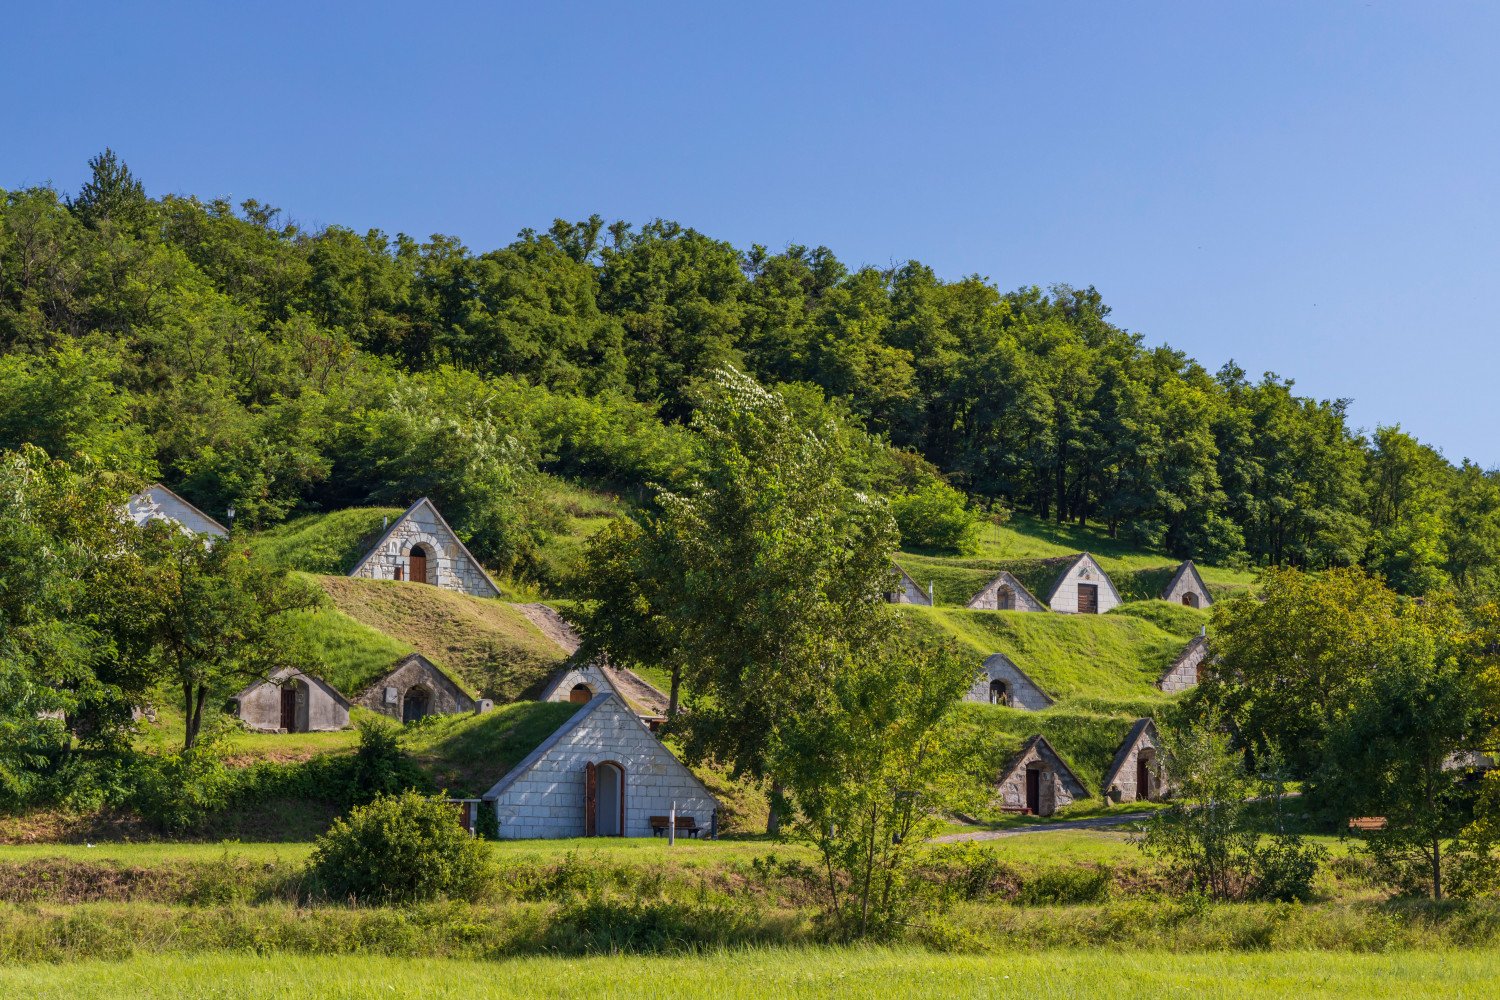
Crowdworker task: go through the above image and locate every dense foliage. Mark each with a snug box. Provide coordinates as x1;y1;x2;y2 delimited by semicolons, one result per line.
3;152;1499;592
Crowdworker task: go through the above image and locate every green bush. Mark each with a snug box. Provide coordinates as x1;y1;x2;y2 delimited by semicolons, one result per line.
346;716;429;805
1016;865;1114;906
891;480;983;554
309;790;495;904
131;741;234;833
1249;835;1327;903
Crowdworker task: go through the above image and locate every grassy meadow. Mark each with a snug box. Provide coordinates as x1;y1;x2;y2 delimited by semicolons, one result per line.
2;948;1495;1000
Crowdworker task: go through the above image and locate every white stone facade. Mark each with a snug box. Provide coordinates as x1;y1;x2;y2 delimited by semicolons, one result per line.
887;564;932;605
348;498;501;599
966;571;1046;612
233;668;350;733
1045;553;1121;614
483;693;719;839
1158;633;1209;693
964;654;1054;710
1161;560;1213;609
125;485;228;538
539;661;616;704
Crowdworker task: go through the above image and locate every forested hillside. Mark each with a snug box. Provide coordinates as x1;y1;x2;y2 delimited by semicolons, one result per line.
3;151;1498;596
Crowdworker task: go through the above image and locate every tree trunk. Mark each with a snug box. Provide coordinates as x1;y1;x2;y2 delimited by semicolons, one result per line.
1432;837;1443;901
183;683;207;752
668;665;682;718
766;778;785;836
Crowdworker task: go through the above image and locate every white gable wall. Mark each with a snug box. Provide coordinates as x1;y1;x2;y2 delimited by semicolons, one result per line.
127;486;228;538
350;500;499;598
1047;555;1121;614
486;696;718;839
964;654;1054;710
966;572;1046;612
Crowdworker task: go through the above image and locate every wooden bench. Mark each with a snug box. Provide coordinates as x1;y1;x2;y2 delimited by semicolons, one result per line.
1348;817;1387;832
650;815;701;838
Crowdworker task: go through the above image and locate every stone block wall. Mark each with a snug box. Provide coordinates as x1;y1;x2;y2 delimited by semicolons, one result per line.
995;740;1084;817
542;662;613;703
967;572;1045;612
964;654;1053;710
1161;561;1213;608
350;501;500;599
354;655;476;719
1047;555;1121;614
1158;636;1208;693
888;571;931;605
488;698;718;839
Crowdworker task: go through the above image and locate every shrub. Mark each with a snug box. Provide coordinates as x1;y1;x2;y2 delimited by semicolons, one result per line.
131;740;234;833
1016;865;1114;906
1248;835;1327;902
891;480;982;554
309;790;494;904
346;716;429;805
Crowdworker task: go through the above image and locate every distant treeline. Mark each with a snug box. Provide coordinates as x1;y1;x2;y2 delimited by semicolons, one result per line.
2;151;1496;595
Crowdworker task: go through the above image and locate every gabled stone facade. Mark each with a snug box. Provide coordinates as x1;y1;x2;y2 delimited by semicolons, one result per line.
355;653;479;722
964;653;1055;710
886;563;932;606
539;660;619;705
125;484;228;539
232;668;350;733
1101;718;1162;802
994;735;1087;817
1158;632;1209;693
1045;553;1122;614
482;693;719;839
966;571;1046;612
1161;560;1213;609
348;498;501;599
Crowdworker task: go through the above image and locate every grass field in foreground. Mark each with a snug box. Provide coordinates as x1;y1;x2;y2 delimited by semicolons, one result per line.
1;948;1493;999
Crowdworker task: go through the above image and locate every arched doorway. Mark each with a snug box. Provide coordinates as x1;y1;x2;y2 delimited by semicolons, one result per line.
1182;592;1199;608
408;545;429;585
1136;749;1155;801
569;683;594;704
586;760;625;836
996;585;1015;611
1025;765;1043;814
989;678;1011;706
402;686;431;724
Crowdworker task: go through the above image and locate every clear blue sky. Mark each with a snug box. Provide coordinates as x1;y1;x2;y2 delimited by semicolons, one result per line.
6;2;1497;466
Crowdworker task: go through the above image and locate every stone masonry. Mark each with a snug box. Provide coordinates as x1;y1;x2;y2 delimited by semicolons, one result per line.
1158;633;1209;693
1160;559;1213;609
1045;553;1122;614
355;653;477;720
348;498;501;599
483;693;719;839
887;564;932;605
1101;718;1161;802
966;570;1046;612
233;668;350;732
125;484;228;538
964;653;1055;710
994;735;1087;817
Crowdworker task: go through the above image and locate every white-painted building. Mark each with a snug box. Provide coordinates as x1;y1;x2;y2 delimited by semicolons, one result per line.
348;498;501;599
482;693;719;839
125;484;228;539
1160;559;1213;609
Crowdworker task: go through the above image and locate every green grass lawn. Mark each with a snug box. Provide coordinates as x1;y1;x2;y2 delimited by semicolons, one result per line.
247;507;405;575
2;948;1492;999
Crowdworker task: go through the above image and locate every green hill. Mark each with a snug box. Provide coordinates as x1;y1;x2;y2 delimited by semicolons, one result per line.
249;507;406;576
292;575;567;701
897;513;1256;608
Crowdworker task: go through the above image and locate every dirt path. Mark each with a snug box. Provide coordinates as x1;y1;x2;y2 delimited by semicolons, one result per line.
931;811;1153;843
513;603;581;654
512;602;670;715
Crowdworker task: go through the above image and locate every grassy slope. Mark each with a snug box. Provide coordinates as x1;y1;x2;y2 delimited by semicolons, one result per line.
309;576;566;700
900;605;1193;702
898;513;1257;607
402;700;582;797
532;475;624;591
247;507;405;575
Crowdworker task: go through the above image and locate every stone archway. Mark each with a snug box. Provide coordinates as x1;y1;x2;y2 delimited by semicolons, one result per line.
569;683;594;704
1182;592;1200;609
997;585;1015;611
402;685;431;724
989;678;1011;706
1136;748;1156;801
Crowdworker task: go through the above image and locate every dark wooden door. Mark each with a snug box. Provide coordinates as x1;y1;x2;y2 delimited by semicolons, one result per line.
280;686;297;732
1136;758;1150;801
409;549;427;585
584;761;598;836
997;586;1014;611
1025;768;1041;814
1077;583;1099;614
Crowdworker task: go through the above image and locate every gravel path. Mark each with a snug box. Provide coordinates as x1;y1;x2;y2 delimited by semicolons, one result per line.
931;811;1154;843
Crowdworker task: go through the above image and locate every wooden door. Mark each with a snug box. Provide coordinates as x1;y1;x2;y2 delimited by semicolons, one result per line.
409;549;427;585
569;684;593;704
997;586;1014;611
584;761;598;836
280;686;297;732
1025;768;1041;814
1136;757;1150;801
1077;583;1099;614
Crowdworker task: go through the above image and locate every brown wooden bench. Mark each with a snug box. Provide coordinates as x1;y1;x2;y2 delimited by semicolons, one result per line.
650;815;701;838
1348;817;1387;832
